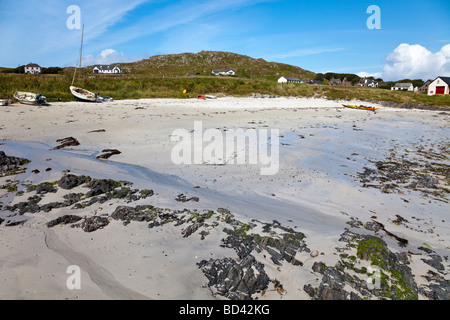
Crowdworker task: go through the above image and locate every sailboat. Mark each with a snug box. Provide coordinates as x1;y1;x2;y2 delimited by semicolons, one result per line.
70;24;99;102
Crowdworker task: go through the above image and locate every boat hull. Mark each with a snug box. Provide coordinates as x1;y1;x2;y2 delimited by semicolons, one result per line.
70;86;98;102
343;104;377;111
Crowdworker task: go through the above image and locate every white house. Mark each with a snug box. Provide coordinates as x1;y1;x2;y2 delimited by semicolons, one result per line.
278;76;301;84
24;63;41;74
391;83;414;91
358;78;379;87
212;68;236;76
93;64;122;74
428;76;450;96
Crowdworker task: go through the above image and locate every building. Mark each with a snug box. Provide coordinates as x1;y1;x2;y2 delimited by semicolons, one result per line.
93;64;122;74
428;76;450;96
341;77;353;86
329;78;342;85
358;78;379;87
418;80;432;94
212;69;236;76
301;78;314;84
391;83;414;91
278;76;301;84
24;63;41;74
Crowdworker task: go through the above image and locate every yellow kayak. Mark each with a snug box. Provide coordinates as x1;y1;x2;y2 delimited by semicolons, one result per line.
343;104;377;111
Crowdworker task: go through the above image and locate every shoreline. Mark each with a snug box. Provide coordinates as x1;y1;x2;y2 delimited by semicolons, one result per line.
1;97;449;300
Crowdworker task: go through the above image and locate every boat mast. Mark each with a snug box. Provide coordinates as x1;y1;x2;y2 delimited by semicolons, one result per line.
71;23;84;86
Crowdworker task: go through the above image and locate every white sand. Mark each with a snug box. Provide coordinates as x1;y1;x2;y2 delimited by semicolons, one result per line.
0;96;449;300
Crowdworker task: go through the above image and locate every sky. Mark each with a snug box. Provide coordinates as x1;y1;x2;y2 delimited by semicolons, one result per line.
0;0;449;81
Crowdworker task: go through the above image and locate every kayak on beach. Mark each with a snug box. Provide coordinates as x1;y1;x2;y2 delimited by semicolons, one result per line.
343;104;377;111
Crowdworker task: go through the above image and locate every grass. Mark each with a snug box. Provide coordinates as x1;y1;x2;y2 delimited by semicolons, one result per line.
1;73;449;107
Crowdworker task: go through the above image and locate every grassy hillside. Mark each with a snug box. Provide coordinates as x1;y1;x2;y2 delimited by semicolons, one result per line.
120;51;315;80
1;73;449;108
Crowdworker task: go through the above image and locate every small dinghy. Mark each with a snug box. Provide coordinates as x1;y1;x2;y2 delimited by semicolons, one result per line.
14;91;47;105
70;86;98;102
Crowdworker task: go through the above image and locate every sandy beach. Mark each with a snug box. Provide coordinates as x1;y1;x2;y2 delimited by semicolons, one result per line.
0;96;449;300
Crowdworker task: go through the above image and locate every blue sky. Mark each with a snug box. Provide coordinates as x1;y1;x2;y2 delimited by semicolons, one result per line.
1;0;449;80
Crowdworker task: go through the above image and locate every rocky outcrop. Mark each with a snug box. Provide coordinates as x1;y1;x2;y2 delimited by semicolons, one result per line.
58;174;89;190
0;151;30;177
198;256;270;300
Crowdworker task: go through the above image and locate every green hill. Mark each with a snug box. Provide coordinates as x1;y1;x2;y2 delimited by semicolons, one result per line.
120;50;315;80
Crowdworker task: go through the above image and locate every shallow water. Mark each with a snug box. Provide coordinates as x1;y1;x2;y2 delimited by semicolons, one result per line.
0;140;345;234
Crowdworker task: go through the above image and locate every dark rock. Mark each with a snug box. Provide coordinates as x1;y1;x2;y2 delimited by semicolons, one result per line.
422;254;445;272
53;137;80;150
111;205;156;222
86;179;120;197
365;221;382;232
81;216;109;232
182;222;203;238
96;149;121;160
58;174;88;189
198;255;270;300
175;193;200;203
63;193;83;205
47;215;82;228
0;151;30;177
312;262;327;274
40;202;65;212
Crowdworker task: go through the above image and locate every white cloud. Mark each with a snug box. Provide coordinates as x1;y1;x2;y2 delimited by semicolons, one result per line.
77;49;142;66
356;71;382;78
382;43;450;81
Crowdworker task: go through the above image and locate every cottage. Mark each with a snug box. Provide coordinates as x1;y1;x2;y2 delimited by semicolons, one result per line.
93;64;122;74
341;77;352;86
329;78;342;86
358;78;379;87
278;76;301;84
418;80;432;94
212;69;236;76
24;63;41;74
428;76;450;96
391;83;414;91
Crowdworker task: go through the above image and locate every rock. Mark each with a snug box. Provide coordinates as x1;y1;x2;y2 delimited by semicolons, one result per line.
96;149;121;160
310;250;319;258
312;262;327;274
175;193;200;203
58;174;88;189
198;255;270;300
422;254;445;272
47;215;82;228
81;216;109;232
111;205;156;222
86;179;120;197
0;151;30;177
53;137;80;150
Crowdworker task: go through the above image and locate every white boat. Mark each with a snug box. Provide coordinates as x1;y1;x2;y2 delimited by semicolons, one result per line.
70;86;98;102
13;91;47;105
0;99;9;106
205;95;217;99
70;24;100;102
